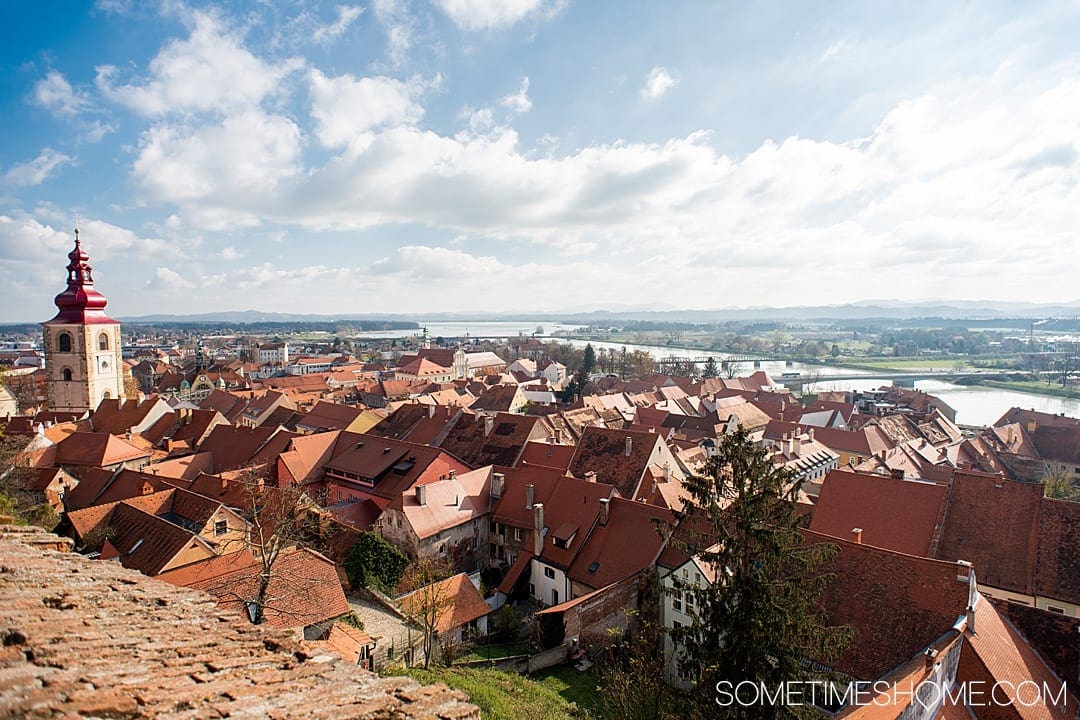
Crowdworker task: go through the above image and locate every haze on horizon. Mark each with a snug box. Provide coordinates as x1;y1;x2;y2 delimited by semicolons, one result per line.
1;0;1079;323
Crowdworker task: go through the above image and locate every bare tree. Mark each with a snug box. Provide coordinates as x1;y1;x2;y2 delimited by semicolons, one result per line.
217;471;333;626
398;556;455;668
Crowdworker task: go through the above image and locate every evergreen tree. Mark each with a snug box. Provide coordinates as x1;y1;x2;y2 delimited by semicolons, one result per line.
702;356;720;378
572;343;597;399
670;426;849;718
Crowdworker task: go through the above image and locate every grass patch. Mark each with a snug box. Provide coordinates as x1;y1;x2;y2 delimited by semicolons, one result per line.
532;665;602;715
457;641;530;663
385;665;597;719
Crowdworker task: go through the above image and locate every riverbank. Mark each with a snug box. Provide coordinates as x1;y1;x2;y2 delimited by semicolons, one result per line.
960;378;1080;401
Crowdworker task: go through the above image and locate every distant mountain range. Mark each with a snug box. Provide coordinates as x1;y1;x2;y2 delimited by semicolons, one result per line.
115;300;1080;324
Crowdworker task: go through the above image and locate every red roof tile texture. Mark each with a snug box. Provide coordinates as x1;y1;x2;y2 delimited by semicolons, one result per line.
809;469;948;557
0;525;479;719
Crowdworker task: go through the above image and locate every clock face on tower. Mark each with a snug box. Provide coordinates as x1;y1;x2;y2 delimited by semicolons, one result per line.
98;355;111;373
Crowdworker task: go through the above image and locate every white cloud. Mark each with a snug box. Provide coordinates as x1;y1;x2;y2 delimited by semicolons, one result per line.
153;266;194;288
433;0;564;30
499;76;532;114
458;105;494;132
132;109;303;227
4;149;74;186
640;66;677;100
96;11;302;116
371;244;507;278
33;71;91;116
308;69;425;147
312;5;363;44
372;0;414;66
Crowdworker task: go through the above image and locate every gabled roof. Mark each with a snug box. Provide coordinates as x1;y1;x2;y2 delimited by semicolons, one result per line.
516;441;575;471
54;431;151;467
490;465;567;528
296;401;363;432
399;573;489;635
468;384;521;412
170;409;228;450
158;547;350;630
321;433;468;502
567;426;665;499
959;596;1075;720
199;425;284;473
566;496;674;590
809;469;948;557
533;476;616;570
438;412;542;468
395;468;491;540
89;397;172;436
368;403;461;444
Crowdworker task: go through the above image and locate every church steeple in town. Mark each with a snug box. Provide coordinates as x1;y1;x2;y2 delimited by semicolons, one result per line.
42;227;126;412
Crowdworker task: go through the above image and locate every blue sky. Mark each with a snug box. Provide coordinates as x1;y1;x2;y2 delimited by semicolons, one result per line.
1;0;1079;321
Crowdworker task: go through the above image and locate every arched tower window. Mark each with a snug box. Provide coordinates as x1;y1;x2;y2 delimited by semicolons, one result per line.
98;333;110;351
58;333;72;352
62;368;73;382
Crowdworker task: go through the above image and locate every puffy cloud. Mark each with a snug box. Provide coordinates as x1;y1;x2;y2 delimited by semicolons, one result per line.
4;149;74;186
499;77;532;114
308;70;425;147
96;11;302;116
132;109;302;227
640;66;677;100
33;71;91;116
153;266;194;288
433;0;564;30
372;0;414;66
312;5;363;44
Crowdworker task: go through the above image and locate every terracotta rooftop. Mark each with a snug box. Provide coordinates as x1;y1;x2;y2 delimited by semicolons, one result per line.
803;529;971;682
158;547;351;630
517;440;575;471
1033;497;1080;605
0;524;478;719
399;573;490;636
935;471;1042;595
54;430;151;467
567;426;666;499
438;412;543;468
809;469;948;557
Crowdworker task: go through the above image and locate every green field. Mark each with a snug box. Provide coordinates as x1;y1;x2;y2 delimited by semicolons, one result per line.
385;664;601;719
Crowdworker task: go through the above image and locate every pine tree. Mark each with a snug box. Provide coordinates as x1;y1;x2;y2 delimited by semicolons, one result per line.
669;426;849;718
702;356;720;378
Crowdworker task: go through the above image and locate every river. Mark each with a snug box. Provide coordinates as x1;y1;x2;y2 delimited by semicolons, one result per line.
560;338;1080;427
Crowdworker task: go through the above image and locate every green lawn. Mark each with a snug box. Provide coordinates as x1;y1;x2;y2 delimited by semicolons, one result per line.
386;665;600;719
457;641;530;663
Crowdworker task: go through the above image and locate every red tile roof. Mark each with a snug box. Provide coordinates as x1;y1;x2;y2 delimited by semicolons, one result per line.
54;431;151;467
935;471;1042;595
567;426;666;499
809;469;948;556
1033;497;1080;605
803;528;970;681
438;412;544;468
157;547;350;630
566;496;674;590
517;441;575;471
399;573;490;636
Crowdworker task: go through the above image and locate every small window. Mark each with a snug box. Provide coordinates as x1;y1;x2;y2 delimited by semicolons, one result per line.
1047;606;1065;615
98;333;110;351
544;566;555;579
214;520;228;536
529;583;535;596
551;589;559;605
58;333;72;352
672;591;682;612
514;527;523;541
62;368;73;382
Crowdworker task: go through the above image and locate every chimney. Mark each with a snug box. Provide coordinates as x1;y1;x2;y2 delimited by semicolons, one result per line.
786;437;794;456
965;604;976;634
924;648;939;669
492;472;505;499
625;436;633;457
449;468;456;479
484;415;494;436
428;404;436;418
663;463;670;483
533;503;544;556
851;527;863;544
807;428;814;442
416;484;427;506
584;471;597;483
599;497;610;526
555;428;563;444
525;484;535;510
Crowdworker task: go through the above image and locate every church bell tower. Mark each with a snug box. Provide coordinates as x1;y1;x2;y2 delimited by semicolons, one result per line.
42;228;125;413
